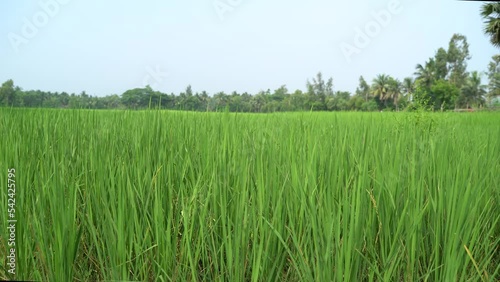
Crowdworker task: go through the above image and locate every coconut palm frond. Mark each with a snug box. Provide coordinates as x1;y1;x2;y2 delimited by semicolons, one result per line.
482;3;500;47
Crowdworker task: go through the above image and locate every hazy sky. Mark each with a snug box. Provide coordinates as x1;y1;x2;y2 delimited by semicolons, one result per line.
1;0;498;96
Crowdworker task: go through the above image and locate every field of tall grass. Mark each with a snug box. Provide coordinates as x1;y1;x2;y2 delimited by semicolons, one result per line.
0;108;499;281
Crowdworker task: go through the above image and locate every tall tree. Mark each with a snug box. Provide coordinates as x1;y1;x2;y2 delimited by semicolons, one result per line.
487;54;500;103
434;48;449;80
306;72;333;110
447;34;470;90
185;85;193;97
355;76;371;101
272;85;288;102
481;3;500;47
0;79;16;106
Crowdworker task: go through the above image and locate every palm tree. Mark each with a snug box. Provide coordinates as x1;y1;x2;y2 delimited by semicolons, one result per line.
461;71;487;108
200;91;209;111
402;77;415;102
371;74;391;108
355;76;371;102
481;3;500;47
214;91;229;110
251;91;269;112
414;59;436;88
388;78;403;111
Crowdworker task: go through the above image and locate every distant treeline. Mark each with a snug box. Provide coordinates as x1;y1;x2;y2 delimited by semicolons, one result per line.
1;34;499;112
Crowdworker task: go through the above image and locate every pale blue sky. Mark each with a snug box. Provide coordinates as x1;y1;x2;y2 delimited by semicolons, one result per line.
1;0;497;96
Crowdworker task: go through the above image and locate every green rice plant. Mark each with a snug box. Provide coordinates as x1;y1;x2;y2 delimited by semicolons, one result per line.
0;109;498;281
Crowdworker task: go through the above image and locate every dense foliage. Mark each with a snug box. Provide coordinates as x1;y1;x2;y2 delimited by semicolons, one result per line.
481;2;500;47
1;34;499;112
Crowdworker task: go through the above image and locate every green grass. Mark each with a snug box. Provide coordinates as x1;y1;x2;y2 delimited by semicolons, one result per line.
0;108;499;281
